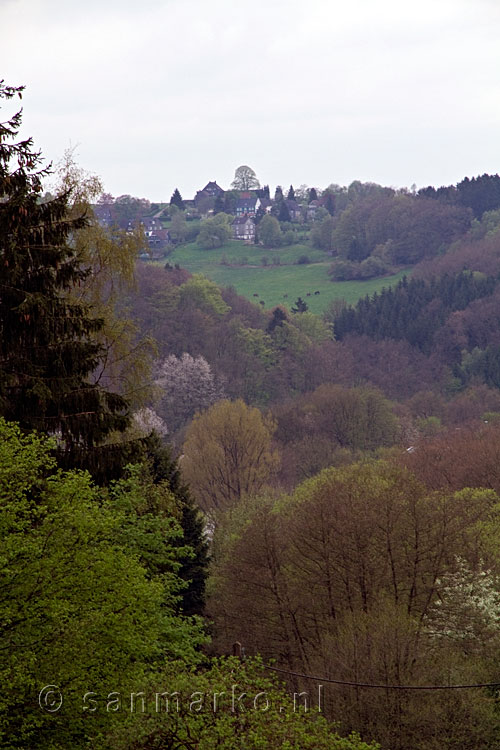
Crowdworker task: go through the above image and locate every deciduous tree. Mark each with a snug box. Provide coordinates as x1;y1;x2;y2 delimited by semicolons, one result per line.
230;165;260;191
155;352;225;433
196;213;231;249
258;214;282;247
55;150;154;412
0;419;205;748
209;459;500;750
181;399;280;516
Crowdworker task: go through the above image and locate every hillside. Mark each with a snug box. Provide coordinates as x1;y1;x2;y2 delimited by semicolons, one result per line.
162;240;411;312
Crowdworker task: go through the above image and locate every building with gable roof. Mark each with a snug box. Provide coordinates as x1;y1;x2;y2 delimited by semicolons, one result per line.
231;215;255;242
235;192;260;217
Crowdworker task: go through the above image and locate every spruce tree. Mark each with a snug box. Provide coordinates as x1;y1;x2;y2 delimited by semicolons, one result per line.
291;297;308;313
324;191;336;215
213;192;224;214
144;433;209;616
287;184;295;201
308;187;318;203
255;204;266;224
267;306;288;333
0;81;136;479
170;187;185;210
260;184;270;200
278;200;291;223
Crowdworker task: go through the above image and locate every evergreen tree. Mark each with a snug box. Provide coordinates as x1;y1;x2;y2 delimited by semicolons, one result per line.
144;433;209;616
267;306;288;333
259;184;270;200
213;192;225;214
255;204;266;224
170;187;185;210
292;297;308;313
309;187;318;202
223;190;237;213
278;199;291;222
324;191;336;215
333;272;496;354
274;185;284;202
0;81;137;479
287;184;295;201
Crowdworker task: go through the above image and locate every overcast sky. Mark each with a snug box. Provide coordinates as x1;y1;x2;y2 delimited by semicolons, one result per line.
2;0;500;200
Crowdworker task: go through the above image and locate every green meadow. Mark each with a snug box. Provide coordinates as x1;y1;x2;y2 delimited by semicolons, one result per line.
163;241;410;314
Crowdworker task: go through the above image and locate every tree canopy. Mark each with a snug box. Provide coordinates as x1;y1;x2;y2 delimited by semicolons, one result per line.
0;82;139;479
0;418;206;747
230;164;260;191
170;187;185;209
182;399;279;517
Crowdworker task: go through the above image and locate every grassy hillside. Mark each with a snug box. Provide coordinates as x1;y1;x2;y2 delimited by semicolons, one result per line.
162;240;410;313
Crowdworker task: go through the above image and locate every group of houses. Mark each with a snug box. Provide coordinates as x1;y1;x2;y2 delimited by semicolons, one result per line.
94;179;326;254
93;206;172;258
191;180;321;244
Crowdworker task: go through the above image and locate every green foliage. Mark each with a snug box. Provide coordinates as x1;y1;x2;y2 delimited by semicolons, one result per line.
270;318;311;354
454;345;500;390
415;415;442;436
419;173;500;219
0;82;138;479
56;151;155;413
231;165;260;191
291;296;308;313
0;419;205;749
258;214;282;247
179;274;230;316
197;213;232;249
291;312;333;343
143;433;209;616
311;214;336;252
235;326;276;368
169;210;190;244
330;193;471;264
329;256;388;280
107;657;380;750
182;399;280;517
335;272;496;353
210;460;500;750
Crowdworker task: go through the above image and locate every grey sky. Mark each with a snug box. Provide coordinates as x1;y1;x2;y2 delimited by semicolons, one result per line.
2;0;500;200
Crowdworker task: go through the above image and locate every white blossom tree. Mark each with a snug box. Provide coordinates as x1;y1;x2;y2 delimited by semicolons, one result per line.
155;353;225;433
132;407;169;437
426;557;500;645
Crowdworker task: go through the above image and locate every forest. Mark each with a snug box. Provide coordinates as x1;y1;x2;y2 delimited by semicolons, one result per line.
4;79;500;750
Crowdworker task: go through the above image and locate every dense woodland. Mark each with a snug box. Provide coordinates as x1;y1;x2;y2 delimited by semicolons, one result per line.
4;80;500;749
